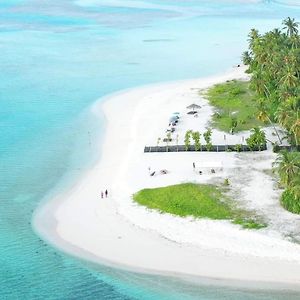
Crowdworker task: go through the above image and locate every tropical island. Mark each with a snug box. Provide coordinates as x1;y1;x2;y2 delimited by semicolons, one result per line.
35;18;300;286
137;17;300;221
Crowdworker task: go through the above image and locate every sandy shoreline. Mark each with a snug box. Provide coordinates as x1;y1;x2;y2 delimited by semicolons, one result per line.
33;67;300;288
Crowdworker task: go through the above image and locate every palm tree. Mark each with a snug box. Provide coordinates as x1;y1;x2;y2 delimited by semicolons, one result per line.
290;175;300;200
282;17;299;37
257;102;282;143
290;111;300;146
246;127;266;150
290;35;300;49
242;51;252;65
280;67;298;89
250;70;269;96
273;151;300;186
248;28;260;51
275;104;294;129
271;28;282;40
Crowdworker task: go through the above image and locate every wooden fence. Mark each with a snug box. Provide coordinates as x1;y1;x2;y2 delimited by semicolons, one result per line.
144;144;267;153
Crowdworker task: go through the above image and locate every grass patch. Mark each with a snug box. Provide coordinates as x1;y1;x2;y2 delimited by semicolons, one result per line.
281;189;300;214
204;80;263;132
133;183;266;230
233;218;267;230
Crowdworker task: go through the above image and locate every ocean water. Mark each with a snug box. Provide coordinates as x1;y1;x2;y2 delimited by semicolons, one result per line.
1;0;300;299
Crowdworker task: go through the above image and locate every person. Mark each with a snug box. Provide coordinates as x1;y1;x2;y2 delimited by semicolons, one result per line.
105;189;108;198
101;191;104;199
193;162;195;170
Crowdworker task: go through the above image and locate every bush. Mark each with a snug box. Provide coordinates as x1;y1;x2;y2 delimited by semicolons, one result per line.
229;87;243;96
272;143;280;153
246;127;266;151
224;178;230;186
233;218;267;229
235;144;242;152
281;189;300;214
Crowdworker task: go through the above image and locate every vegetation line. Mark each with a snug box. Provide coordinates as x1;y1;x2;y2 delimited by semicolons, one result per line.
243;17;300;213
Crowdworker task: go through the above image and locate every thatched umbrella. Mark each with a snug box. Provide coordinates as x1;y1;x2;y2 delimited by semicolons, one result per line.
186;103;201;111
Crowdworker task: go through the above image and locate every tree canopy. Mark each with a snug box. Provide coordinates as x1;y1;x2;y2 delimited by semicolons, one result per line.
243;17;300;146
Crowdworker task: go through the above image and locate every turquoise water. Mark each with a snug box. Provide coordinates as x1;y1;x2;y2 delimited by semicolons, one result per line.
1;0;300;299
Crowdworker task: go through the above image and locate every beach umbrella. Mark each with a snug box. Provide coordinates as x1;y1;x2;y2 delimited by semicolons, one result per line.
186;104;201;111
173;112;180;115
169;116;178;122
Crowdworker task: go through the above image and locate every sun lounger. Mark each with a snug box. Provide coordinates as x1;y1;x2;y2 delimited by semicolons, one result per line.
187;111;198;115
160;169;168;175
163;138;172;142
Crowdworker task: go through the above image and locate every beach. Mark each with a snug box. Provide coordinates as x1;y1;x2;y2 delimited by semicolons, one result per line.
33;66;300;287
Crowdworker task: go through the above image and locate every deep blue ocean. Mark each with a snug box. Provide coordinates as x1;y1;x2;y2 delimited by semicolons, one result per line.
1;0;300;299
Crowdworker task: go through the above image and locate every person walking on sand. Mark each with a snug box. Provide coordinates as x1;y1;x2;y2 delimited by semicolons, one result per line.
193;162;195;170
101;191;104;199
105;189;108;198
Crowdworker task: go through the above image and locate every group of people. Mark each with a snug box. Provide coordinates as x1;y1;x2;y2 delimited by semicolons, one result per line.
101;189;108;199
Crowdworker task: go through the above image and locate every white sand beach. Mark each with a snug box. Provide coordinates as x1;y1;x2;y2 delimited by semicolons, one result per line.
33;67;300;287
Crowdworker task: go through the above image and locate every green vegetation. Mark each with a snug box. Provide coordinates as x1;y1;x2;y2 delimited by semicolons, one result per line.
166;132;172;151
203;128;212;151
184;130;192;151
243;17;300;146
246;127;266;150
233;218;266;230
133;183;266;229
243;17;300;213
273;151;300;213
224;178;230;186
191;131;201;151
204;80;262;132
157;137;161;147
281;189;300;213
234;144;242;152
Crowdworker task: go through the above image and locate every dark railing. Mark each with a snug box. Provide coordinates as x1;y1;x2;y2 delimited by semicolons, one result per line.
144;144;267;153
275;145;300;152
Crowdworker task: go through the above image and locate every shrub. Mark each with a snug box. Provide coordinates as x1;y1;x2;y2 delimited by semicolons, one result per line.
184;130;192;151
246;127;266;151
191;131;201;151
203;128;212;151
235;144;242;152
224;178;230;186
281;189;300;214
157;137;161;147
233;218;267;229
165;132;172;151
229;86;243;97
272;143;280;153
